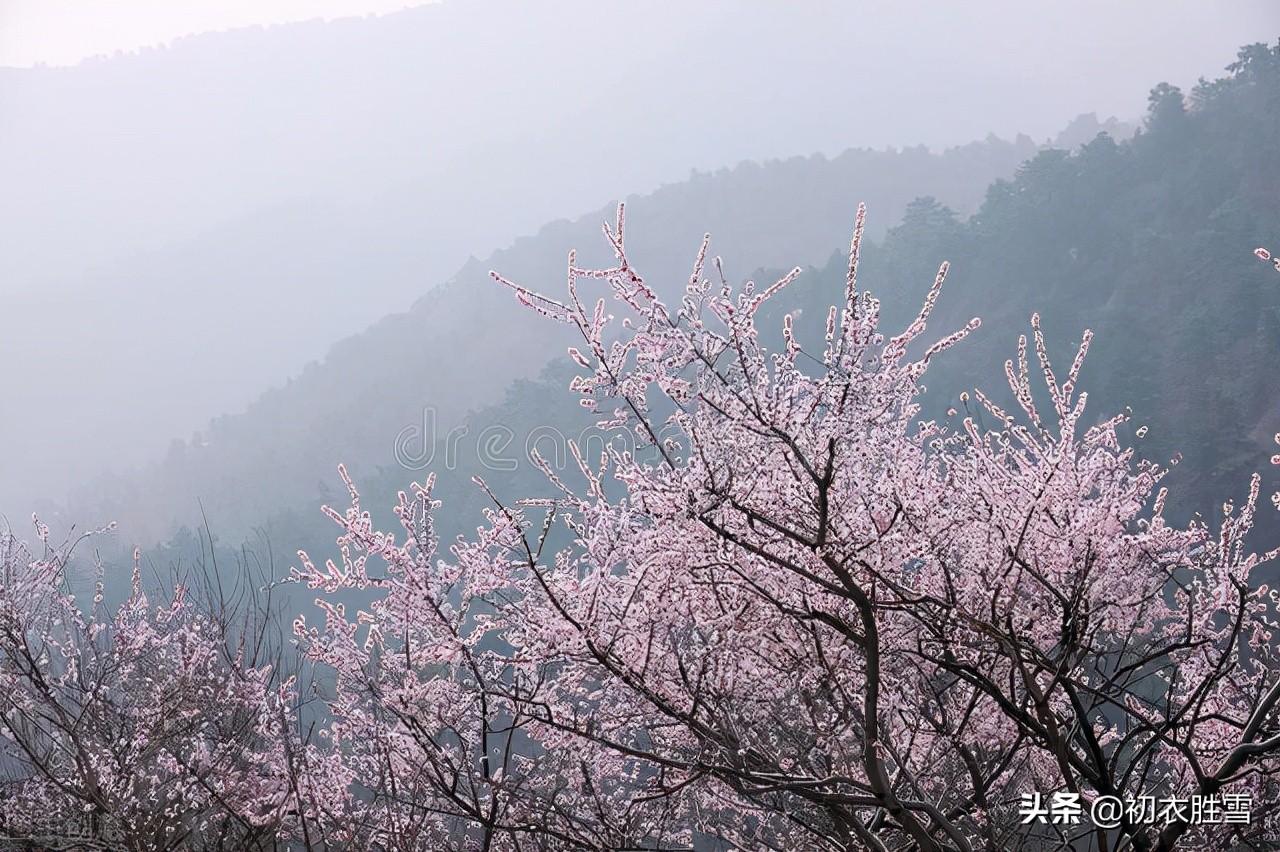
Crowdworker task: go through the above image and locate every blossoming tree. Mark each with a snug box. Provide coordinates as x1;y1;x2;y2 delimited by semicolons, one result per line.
4;207;1274;850
290;206;1280;851
0;526;336;850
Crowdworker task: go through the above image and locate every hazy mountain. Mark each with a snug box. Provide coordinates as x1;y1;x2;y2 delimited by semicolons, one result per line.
0;0;1265;519
141;43;1280;578
66;130;1053;543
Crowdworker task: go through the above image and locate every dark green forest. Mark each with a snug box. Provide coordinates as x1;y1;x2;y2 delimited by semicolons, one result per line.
797;41;1280;528
144;42;1280;593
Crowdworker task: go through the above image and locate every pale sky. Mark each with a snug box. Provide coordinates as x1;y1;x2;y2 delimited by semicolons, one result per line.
0;0;438;66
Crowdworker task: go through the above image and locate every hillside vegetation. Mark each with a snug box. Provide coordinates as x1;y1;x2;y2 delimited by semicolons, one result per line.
75;131;1086;544
107;45;1280;577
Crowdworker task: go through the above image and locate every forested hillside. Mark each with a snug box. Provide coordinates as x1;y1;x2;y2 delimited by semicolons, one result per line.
93;43;1280;582
221;42;1280;573
857;43;1280;526
11;0;1170;520
71;127;1094;544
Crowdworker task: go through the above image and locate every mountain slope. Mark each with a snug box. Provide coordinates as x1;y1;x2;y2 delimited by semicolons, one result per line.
70;130;1065;543
2;0;1257;513
246;43;1280;571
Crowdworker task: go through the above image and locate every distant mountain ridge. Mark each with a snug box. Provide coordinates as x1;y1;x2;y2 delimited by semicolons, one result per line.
137;37;1280;580
11;0;1242;518
65;117;1135;545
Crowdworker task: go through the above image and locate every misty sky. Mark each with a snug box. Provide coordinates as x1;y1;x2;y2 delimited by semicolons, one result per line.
1;1;1277;525
2;2;1277;133
0;0;436;66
